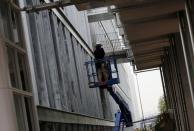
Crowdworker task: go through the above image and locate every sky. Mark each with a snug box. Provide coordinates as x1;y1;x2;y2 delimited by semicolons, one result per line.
136;69;164;118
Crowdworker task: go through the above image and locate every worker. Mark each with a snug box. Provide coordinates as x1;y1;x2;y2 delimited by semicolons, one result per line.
94;44;108;84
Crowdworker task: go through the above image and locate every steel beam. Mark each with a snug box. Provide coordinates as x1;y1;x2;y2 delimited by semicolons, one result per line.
88;13;114;23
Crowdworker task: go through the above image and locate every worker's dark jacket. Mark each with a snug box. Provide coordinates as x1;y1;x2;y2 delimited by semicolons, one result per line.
94;48;105;69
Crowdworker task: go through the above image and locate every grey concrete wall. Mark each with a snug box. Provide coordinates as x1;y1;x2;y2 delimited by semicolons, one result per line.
0;0;140;130
63;6;93;49
24;0;117;121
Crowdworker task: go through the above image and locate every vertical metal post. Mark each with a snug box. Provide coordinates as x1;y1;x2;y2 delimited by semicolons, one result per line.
122;123;124;131
185;3;194;55
179;14;194;109
165;48;181;130
172;37;191;131
135;74;145;130
108;58;112;80
91;60;96;83
161;60;170;108
169;40;186;130
162;51;173;109
85;63;90;84
159;66;168;109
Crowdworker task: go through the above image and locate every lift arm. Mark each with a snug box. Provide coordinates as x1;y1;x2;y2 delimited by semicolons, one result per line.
107;87;133;127
85;57;133;127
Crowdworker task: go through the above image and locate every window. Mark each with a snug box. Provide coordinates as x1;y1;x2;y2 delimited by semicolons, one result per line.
7;47;31;91
14;94;29;131
6;40;36;131
7;47;18;88
13;94;35;131
18;53;30;91
4;1;38;130
9;1;25;47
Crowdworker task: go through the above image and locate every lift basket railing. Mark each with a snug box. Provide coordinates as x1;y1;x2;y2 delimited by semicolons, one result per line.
85;57;120;88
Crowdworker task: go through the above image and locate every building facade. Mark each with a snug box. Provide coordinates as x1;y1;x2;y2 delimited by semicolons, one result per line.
0;0;139;131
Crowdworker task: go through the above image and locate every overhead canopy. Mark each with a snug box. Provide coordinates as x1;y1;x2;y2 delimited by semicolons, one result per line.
74;0;185;70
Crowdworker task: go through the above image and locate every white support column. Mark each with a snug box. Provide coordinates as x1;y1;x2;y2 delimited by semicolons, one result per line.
18;0;41;130
0;38;18;131
18;0;40;105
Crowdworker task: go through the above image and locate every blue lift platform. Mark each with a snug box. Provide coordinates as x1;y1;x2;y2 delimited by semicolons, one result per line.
85;57;120;88
85;57;133;130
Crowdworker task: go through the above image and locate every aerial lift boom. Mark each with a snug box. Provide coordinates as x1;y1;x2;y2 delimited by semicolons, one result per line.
85;57;133;130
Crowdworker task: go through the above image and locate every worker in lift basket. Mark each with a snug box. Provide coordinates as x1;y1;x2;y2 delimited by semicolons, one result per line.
94;44;108;84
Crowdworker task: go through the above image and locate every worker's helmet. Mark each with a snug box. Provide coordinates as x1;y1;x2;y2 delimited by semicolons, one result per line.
96;44;102;48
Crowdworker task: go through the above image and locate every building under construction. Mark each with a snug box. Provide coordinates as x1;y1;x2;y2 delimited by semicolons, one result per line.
0;0;194;131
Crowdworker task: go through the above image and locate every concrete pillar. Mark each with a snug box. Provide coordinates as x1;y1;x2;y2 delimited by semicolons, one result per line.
185;3;194;55
179;15;194;109
0;37;18;131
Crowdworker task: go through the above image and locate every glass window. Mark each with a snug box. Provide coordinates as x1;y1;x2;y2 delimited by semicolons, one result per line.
7;47;31;91
5;2;36;131
7;47;19;88
18;53;31;91
24;97;33;131
14;95;29;131
14;95;34;131
9;2;25;48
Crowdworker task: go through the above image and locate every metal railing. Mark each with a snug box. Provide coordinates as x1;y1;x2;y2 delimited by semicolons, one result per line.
85;57;119;88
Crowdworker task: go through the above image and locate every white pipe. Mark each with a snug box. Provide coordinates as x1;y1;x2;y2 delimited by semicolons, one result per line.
18;0;41;130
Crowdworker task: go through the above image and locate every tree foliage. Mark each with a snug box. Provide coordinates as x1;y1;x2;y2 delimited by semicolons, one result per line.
158;96;166;113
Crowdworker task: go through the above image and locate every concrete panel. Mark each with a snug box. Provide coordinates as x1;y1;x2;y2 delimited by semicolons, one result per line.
37;106;114;126
26;11;50;107
41;11;62;109
50;13;70;111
